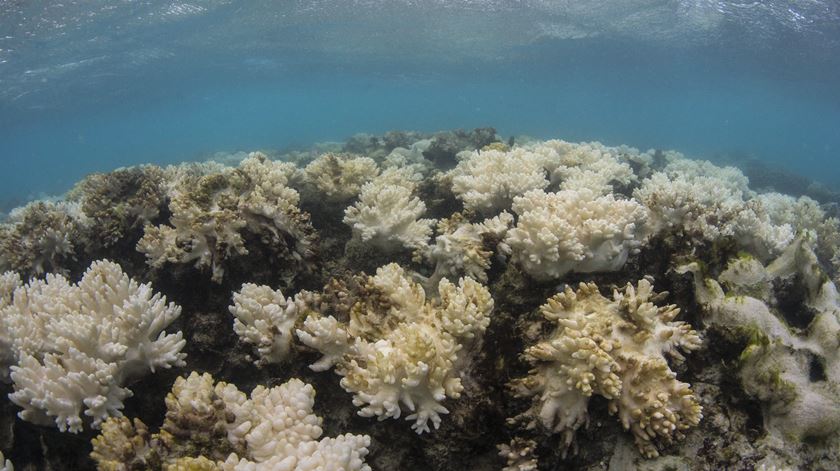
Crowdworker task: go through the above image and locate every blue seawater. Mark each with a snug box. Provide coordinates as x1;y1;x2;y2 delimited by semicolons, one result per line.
1;1;839;205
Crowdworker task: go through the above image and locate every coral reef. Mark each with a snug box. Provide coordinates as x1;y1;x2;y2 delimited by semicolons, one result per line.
0;259;185;432
90;372;371;470
678;235;840;465
1;129;839;470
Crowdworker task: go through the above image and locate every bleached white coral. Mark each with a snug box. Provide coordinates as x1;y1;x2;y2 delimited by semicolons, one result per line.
302;153;379;203
634;168;743;240
296;263;493;433
229;284;306;366
497;438;537;471
634;159;799;258
505;188;648;280
418;211;513;290
0;272;21;381
139;153;316;283
221;377;371;470
510;280;702;458
343;172;435;253
450;147;549;213
0;260;185;432
382;139;434;175
0;272;20;308
533;140;637;195
92;372;371;471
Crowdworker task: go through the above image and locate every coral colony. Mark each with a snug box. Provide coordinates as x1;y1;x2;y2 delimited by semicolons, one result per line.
0;129;839;470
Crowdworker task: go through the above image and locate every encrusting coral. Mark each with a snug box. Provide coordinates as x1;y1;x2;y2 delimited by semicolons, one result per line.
0;259;185;432
509;279;702;458
296;263;493;433
138;152;317;283
90;371;372;471
678;235;840;452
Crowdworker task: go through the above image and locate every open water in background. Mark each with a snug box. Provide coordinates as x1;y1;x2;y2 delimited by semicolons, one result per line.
1;1;839;205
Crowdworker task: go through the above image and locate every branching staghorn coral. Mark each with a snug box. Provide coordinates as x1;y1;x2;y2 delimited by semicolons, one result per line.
343;169;435;253
0;260;185;432
138;153;317;283
505;188;649;280
509;280;702;458
296;263;493;433
229;283;307;366
91;371;372;471
0;200;90;277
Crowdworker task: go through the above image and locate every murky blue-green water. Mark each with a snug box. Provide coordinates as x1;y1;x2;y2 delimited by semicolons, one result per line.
1;1;839;204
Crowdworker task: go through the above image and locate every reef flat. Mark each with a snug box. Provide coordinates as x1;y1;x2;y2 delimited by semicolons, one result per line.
0;128;839;470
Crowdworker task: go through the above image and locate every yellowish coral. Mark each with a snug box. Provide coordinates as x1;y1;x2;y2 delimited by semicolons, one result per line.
302;152;379;203
510;280;702;458
296;263;493;433
138;153;316;283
